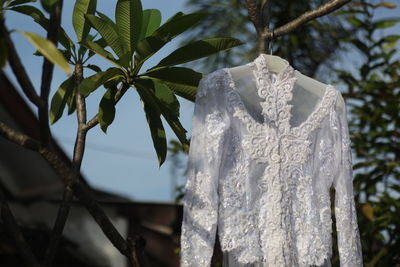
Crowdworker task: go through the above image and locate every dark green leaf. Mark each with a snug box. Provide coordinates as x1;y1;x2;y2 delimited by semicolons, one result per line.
135;80;167;166
86;64;102;72
135;12;207;64
98;86;117;133
374;19;400;29
59;49;71;61
96;11;118;31
8;0;36;7
152;12;207;42
50;76;76;124
138;9;161;41
135;79;188;149
77;33;96;60
85;14;125;58
352;39;370;55
115;0;142;55
79;67;125;97
346;16;364;27
10;5;74;50
135;35;165;66
81;40;123;68
140;67;203;101
87;36;106;59
40;0;58;12
154;37;243;68
153;80;180;117
67;86;76;115
73;0;97;42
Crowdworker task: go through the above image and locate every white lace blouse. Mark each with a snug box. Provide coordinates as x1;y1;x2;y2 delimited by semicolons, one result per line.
180;54;363;267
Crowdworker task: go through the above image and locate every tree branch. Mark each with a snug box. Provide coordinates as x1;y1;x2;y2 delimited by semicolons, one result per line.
0;22;44;109
244;0;352;54
72;63;87;172
0;188;43;267
43;185;73;267
43;62;86;267
244;0;263;35
0;121;141;266
262;0;352;40
39;0;63;147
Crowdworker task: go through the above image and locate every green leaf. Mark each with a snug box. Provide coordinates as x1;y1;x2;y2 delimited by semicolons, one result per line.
96;11;118;31
73;0;97;42
154;37;243;69
81;40;123;68
50;76;76;124
86;64;102;72
138;9;161;41
8;0;36;7
135;79;188;150
135;36;166;66
79;67;124;97
346;16;364;27
153;80;180;117
18;30;71;74
135;81;167;166
152;12;207;42
85;14;125;58
163;11;184;24
374;19;400;29
135;12;207;64
10;5;74;50
86;36;106;59
66;86;76;115
115;0;142;56
40;0;58;12
141;67;203;102
98;86;117;133
77;33;96;60
352;39;370;55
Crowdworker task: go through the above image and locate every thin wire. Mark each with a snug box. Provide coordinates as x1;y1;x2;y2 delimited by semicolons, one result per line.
55;136;156;160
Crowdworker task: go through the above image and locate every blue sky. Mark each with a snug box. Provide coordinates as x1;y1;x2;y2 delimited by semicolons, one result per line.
3;1;399;203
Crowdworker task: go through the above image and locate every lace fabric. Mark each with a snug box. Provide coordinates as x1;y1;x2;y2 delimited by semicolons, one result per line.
180;54;363;267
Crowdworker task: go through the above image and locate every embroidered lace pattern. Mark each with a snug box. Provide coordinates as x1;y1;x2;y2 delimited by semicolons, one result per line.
180;54;363;267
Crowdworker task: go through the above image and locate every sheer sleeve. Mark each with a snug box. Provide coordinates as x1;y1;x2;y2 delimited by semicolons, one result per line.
180;74;229;267
332;94;363;267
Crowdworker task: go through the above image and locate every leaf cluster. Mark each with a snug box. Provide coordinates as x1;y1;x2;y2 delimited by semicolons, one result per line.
2;0;243;166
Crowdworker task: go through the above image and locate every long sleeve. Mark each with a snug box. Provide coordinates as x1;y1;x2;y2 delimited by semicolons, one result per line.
332;94;363;267
180;74;229;267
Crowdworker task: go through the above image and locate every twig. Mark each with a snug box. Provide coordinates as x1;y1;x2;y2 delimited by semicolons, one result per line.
43;185;73;267
39;0;63;147
244;0;353;54
0;188;43;267
127;236;148;267
84;83;130;131
0;22;44;109
264;0;353;39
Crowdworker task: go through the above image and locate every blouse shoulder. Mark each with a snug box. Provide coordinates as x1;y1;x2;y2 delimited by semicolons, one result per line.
332;86;346;113
196;69;227;99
